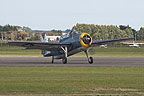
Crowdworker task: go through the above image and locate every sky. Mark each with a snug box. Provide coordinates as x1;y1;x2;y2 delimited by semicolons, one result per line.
0;0;144;30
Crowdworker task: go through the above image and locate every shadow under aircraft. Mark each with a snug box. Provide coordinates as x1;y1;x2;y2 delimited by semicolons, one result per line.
8;30;133;64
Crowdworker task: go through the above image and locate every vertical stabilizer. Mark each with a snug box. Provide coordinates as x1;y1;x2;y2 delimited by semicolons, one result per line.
41;33;48;42
41;32;50;56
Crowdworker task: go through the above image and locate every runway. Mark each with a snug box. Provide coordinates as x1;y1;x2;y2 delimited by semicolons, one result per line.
0;57;144;67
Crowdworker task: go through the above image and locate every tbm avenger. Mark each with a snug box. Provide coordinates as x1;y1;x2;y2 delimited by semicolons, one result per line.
8;30;132;64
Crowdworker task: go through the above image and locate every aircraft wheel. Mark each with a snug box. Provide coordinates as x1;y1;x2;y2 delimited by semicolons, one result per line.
88;57;93;64
62;57;67;64
52;59;54;63
52;56;54;63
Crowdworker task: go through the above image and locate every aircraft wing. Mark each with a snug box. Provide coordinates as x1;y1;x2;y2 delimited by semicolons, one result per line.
8;41;72;51
91;38;133;46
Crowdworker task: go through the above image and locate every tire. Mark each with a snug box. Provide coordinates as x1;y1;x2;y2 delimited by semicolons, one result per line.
88;57;93;64
52;59;54;63
52;56;54;63
62;57;67;64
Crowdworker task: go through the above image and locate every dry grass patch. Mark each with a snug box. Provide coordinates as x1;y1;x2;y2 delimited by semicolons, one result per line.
83;88;137;92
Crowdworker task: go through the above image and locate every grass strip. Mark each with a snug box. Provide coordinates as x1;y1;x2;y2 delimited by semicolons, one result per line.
0;67;144;95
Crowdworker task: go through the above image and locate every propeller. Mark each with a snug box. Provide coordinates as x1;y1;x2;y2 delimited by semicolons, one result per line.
82;35;91;44
80;33;92;48
80;35;91;44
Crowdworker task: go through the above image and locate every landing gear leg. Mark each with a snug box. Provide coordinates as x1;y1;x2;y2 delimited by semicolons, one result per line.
84;50;93;64
61;46;68;64
52;56;54;63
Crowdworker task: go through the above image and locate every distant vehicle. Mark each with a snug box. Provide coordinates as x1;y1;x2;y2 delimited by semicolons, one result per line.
123;41;144;48
8;30;132;64
99;44;107;48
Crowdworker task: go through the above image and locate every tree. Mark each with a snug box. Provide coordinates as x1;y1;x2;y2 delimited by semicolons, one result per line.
72;24;134;40
20;32;28;40
137;27;144;40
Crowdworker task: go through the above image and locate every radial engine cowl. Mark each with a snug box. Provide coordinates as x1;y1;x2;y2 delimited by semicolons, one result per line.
80;33;92;48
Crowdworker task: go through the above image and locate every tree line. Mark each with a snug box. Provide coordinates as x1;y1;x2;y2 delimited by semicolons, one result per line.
0;25;35;41
72;24;144;41
0;25;63;41
0;24;144;41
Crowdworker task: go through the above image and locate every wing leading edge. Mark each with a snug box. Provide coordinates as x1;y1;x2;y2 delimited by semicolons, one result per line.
8;41;72;51
91;38;133;46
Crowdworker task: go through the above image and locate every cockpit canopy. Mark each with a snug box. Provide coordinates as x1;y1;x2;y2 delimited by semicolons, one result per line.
60;30;78;40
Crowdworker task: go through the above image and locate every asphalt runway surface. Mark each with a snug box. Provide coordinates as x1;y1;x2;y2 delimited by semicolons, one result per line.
0;57;144;67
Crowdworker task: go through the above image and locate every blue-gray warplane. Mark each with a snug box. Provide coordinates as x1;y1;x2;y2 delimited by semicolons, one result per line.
8;30;132;64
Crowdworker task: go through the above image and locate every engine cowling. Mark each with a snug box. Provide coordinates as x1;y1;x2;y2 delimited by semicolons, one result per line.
80;33;92;48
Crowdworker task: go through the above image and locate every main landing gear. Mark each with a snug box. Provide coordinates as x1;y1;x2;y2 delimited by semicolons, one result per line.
61;46;68;64
84;50;93;64
51;46;68;64
51;47;93;64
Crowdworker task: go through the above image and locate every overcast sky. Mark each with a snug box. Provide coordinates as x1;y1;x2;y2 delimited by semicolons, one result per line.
0;0;143;30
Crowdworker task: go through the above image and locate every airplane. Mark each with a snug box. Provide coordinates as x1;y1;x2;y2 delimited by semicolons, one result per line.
99;44;107;48
122;41;144;48
8;30;133;64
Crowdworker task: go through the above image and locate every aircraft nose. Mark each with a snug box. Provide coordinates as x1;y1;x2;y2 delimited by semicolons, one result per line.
80;33;92;48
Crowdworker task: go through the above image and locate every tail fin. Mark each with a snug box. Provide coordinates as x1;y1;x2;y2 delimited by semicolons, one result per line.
41;33;51;56
41;32;48;42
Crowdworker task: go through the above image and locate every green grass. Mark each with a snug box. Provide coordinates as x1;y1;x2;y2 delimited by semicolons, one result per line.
1;46;144;57
0;46;42;57
0;67;144;95
74;47;144;57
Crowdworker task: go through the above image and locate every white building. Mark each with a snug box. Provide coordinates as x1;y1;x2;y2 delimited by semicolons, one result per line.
62;32;67;36
46;36;61;41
